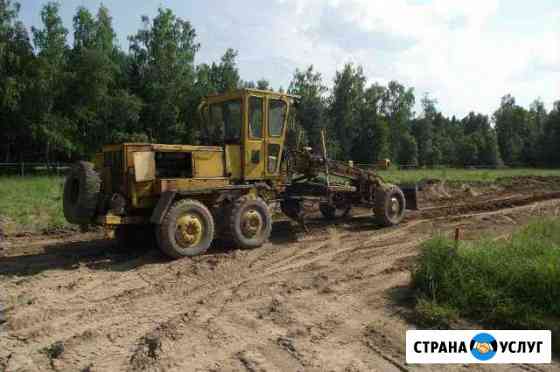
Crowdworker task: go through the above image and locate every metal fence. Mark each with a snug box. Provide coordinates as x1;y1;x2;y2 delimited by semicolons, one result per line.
0;162;71;176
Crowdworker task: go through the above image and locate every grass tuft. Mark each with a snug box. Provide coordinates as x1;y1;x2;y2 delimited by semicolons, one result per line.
415;297;459;328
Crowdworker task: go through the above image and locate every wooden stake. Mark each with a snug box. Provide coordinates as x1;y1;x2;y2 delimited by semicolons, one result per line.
454;227;461;249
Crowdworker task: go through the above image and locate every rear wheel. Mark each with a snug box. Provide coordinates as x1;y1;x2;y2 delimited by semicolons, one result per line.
226;195;272;249
157;199;215;259
374;185;406;227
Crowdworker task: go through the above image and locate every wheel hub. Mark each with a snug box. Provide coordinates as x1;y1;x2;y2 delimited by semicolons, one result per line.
389;197;400;217
241;210;263;238
176;214;203;247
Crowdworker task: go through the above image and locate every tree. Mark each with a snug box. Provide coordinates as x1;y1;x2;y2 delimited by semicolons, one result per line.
479;129;501;167
528;99;547;165
0;0;20;56
328;63;365;159
129;8;200;143
31;1;71;161
256;78;270;90
542;101;560;166
66;5;142;156
198;48;241;94
412;94;436;166
494;94;529;165
72;6;95;50
382;81;415;163
457;134;479;166
463;112;488;136
195;48;241;95
438;115;462;166
460;112;500;166
288;65;328;152
398;132;418;166
351;83;389;163
0;0;35;161
95;5;116;54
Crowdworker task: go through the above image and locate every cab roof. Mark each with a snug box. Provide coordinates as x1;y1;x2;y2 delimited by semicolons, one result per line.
205;88;300;100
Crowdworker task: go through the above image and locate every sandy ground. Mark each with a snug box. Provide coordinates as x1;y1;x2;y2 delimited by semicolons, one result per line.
1;177;560;372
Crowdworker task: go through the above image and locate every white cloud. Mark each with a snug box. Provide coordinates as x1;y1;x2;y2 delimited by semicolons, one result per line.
265;0;559;117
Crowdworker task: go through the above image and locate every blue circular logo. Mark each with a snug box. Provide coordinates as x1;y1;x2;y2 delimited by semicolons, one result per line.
470;333;497;361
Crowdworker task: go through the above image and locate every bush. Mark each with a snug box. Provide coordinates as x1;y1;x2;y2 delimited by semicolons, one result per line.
412;219;560;332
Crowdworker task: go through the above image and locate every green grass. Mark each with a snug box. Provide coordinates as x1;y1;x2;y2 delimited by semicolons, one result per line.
378;168;560;184
412;218;560;341
0;176;71;234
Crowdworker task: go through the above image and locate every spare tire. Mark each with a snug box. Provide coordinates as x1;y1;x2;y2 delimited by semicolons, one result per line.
63;161;101;224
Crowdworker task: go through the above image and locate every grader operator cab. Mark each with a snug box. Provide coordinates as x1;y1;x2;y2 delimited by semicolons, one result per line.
63;89;418;259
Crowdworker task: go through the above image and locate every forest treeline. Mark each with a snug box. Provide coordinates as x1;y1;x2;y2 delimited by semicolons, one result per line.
1;1;559;167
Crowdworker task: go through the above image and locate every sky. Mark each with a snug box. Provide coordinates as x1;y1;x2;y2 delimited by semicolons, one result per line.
20;0;560;118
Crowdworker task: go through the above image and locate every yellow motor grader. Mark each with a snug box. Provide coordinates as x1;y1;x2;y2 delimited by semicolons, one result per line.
63;89;417;258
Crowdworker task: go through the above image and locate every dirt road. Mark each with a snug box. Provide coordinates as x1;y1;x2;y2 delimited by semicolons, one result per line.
1;177;560;371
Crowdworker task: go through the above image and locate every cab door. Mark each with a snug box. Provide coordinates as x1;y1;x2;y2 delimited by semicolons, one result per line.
243;95;265;180
265;97;288;177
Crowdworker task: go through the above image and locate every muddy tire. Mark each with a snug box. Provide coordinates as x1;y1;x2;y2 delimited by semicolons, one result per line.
319;203;351;219
157;199;214;259
226;195;272;249
374;185;406;227
63;161;101;224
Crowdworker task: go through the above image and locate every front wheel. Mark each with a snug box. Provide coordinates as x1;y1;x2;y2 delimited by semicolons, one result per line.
157;199;215;259
226;196;272;249
374;185;406;227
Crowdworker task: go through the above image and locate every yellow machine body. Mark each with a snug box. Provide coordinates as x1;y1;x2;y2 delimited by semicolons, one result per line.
93;89;296;219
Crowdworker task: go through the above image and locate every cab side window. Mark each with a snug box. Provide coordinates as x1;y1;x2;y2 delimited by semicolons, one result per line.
209;100;242;144
223;100;242;143
249;96;263;138
268;99;287;137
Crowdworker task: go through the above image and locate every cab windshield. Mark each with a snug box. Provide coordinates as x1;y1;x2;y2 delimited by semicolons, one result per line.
205;99;242;145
